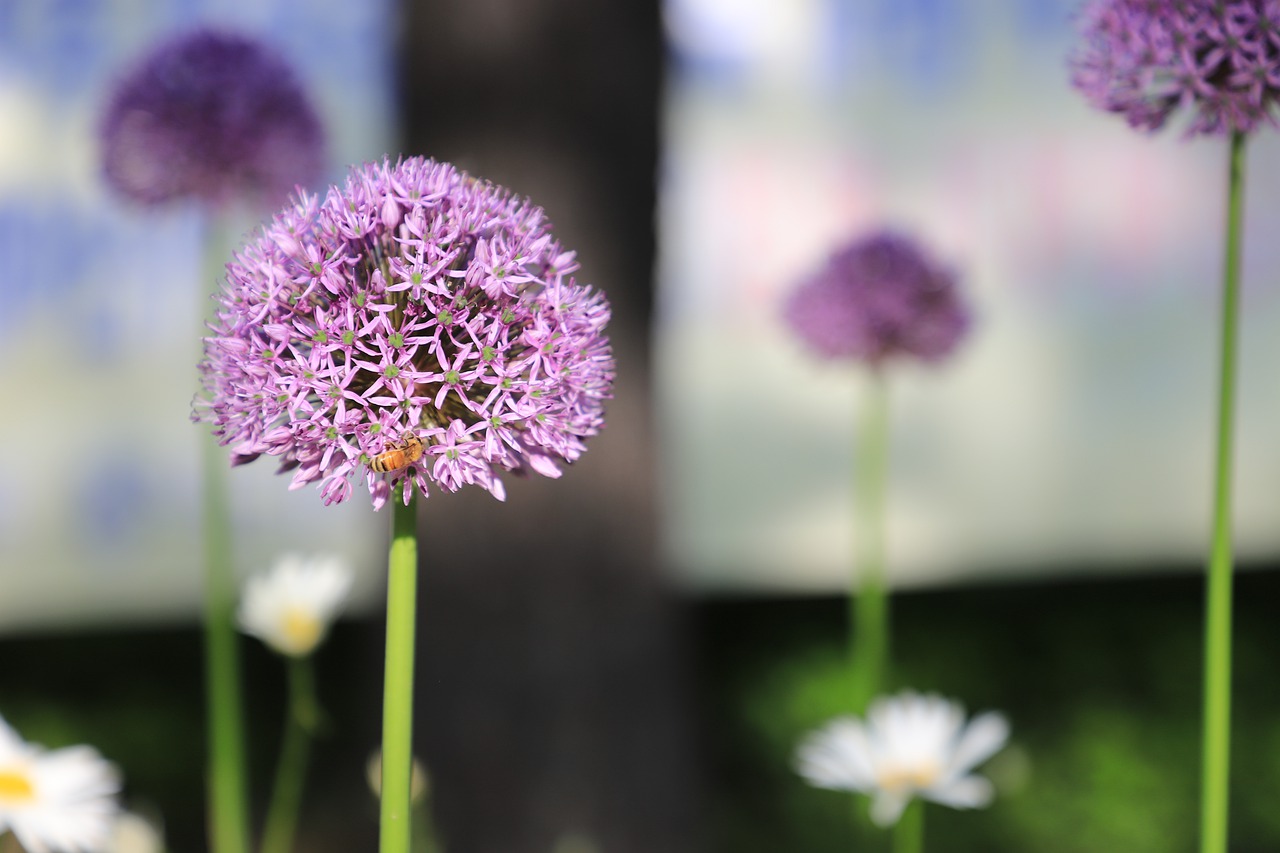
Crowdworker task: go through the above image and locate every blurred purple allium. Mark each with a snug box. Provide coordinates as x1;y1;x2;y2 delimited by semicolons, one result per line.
1070;1;1280;137
100;28;325;208
784;231;969;367
193;157;614;509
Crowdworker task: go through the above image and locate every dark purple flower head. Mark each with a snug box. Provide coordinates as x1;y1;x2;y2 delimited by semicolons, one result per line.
100;28;325;208
194;157;614;509
1071;0;1280;137
784;231;969;367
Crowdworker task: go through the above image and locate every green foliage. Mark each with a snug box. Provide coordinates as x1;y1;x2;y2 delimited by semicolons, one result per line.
701;574;1280;853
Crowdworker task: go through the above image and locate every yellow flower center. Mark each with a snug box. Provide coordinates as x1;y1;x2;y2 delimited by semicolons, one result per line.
281;607;322;655
876;762;941;793
0;767;35;803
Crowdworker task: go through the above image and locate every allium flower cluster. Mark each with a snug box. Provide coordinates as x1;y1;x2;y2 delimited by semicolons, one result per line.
796;691;1010;827
195;156;614;509
783;231;969;366
100;28;324;208
1071;0;1280;136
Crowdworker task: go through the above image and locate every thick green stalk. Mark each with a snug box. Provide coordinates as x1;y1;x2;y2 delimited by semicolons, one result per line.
850;370;890;712
894;800;923;853
261;658;320;853
1199;130;1246;853
201;218;250;853
381;492;420;853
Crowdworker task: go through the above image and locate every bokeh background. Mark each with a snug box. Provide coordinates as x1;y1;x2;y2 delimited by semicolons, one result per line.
4;0;1280;851
0;0;394;627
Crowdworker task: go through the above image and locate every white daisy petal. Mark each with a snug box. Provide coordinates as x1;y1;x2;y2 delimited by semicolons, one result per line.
795;718;877;791
944;712;1010;779
0;718;32;758
925;775;995;810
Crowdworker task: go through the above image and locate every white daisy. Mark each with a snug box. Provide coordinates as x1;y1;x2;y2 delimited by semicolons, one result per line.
795;690;1010;827
0;716;121;853
238;554;354;657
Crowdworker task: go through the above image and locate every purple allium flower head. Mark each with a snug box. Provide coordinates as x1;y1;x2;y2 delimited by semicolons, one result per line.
100;28;325;208
1070;1;1280;137
784;231;969;367
193;157;614;509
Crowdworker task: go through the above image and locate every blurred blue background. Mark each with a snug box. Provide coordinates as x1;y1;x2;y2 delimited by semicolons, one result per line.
0;0;395;629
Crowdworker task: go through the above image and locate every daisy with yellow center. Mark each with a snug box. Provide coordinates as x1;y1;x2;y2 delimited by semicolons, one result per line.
238;554;354;658
795;690;1009;828
238;554;353;853
0;716;120;853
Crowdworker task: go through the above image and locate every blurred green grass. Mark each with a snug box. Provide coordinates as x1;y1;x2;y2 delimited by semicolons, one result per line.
694;568;1280;853
0;622;385;852
5;569;1280;851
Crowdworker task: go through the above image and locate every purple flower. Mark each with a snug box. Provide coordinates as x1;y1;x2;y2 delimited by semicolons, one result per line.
194;157;614;509
783;231;969;367
100;28;325;208
1070;0;1280;137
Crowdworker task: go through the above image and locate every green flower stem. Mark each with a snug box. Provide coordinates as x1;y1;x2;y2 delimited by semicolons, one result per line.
894;801;923;853
1200;130;1246;853
381;491;420;853
261;657;320;853
851;369;890;712
201;218;250;853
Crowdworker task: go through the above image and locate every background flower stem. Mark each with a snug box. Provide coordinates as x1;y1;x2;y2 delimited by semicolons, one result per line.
851;369;890;712
894;800;923;853
261;657;320;853
201;217;250;853
381;491;419;853
1200;130;1246;853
